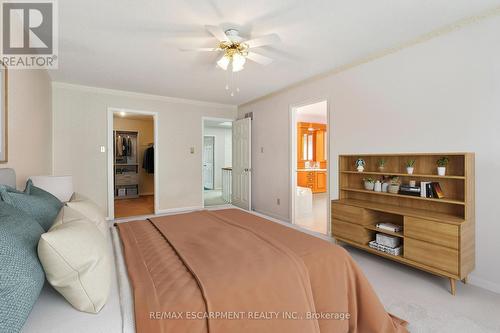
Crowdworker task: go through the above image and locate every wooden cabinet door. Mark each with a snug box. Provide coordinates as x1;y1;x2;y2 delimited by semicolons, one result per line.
315;130;326;162
297;171;308;187
315;171;327;193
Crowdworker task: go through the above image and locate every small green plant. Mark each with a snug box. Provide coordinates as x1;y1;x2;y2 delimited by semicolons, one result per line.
389;176;400;185
378;159;386;167
436;157;449;167
363;177;375;183
406;159;416;167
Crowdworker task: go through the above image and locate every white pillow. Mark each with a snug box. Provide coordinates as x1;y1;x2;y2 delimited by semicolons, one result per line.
38;219;111;313
29;175;74;202
66;198;108;236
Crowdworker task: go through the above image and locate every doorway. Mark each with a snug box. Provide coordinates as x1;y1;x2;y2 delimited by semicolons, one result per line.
290;100;330;235
107;108;158;219
202;118;233;207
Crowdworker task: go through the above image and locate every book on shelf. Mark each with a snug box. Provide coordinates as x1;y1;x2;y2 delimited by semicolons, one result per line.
420;181;444;199
375;222;402;233
420;181;431;197
431;182;445;199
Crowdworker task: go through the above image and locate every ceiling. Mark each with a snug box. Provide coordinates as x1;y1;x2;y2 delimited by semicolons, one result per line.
51;0;500;105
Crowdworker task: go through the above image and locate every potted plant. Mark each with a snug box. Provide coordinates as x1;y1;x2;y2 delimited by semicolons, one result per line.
436;157;449;176
377;159;386;172
406;159;416;175
363;177;375;190
355;158;366;172
388;176;400;194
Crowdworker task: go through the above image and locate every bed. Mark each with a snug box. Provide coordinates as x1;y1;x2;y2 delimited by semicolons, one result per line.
114;208;408;333
0;168;123;333
1;167;407;332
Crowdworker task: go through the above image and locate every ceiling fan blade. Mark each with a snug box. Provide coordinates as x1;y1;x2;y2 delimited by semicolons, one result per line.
205;25;228;42
246;52;274;65
244;34;280;48
178;47;218;52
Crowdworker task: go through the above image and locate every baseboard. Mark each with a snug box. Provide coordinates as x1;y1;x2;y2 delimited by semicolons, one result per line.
248;209;332;242
251;208;290;223
468;274;500;294
156;206;203;215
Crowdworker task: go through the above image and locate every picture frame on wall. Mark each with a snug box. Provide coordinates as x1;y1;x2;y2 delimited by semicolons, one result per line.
0;62;7;163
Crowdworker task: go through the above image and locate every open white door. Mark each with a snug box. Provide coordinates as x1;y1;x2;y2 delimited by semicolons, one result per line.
203;136;215;190
232;118;251;210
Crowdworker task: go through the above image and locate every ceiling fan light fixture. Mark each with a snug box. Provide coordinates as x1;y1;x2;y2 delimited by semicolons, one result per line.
217;55;230;70
232;53;246;72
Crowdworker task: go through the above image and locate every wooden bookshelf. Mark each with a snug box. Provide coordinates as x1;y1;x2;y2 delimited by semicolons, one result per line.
332;153;475;295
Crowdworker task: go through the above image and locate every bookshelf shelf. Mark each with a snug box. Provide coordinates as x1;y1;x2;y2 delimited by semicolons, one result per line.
364;225;404;238
332;152;475;295
340;187;466;205
339;170;465;180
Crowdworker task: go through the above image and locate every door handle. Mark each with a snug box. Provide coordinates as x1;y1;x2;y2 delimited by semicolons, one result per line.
244;168;252;172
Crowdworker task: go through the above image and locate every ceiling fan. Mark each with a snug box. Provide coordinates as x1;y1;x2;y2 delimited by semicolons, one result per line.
179;25;280;72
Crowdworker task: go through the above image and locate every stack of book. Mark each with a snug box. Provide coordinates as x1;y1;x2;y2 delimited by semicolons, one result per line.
368;226;403;256
399;185;421;197
375;222;402;233
420;182;444;198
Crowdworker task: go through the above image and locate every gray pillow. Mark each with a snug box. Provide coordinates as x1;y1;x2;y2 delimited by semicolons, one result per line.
0;179;63;231
0;201;45;332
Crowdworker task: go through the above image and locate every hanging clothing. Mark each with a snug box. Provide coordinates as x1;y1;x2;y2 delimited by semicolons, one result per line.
122;136;127;156
143;146;154;174
126;137;132;156
116;135;123;157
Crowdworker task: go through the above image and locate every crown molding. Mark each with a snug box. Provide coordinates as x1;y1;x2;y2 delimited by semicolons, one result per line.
239;5;500;108
52;81;237;110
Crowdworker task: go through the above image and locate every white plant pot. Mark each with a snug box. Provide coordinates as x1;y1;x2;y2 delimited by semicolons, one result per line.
357;166;365;172
364;182;375;191
407;167;414;175
437;167;446;176
374;181;382;192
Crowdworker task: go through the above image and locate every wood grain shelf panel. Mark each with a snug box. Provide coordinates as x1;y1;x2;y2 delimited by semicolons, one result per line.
340;187;465;205
340;170;465;180
364;225;404;238
333;199;465;225
335;236;458;279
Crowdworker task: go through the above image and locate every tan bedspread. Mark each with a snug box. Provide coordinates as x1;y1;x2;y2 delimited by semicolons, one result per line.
117;209;408;333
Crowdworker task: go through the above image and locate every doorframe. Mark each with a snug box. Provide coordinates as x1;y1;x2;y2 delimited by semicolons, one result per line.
203;135;216;190
289;98;331;236
107;107;159;220
201;116;234;208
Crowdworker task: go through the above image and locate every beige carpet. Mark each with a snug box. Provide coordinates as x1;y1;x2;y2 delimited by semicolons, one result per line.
204;190;226;206
347;246;500;333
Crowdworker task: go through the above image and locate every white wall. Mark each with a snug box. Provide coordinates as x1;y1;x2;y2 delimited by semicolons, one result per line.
2;69;52;188
239;15;500;292
204;126;232;189
52;83;236;213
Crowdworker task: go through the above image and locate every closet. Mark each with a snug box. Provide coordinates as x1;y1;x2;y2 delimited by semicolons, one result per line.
114;130;139;199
